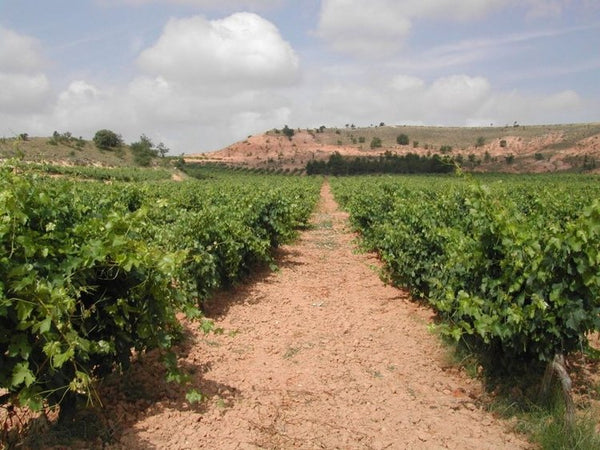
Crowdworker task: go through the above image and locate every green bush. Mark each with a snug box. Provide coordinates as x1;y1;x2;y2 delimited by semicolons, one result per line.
93;129;122;150
282;125;294;139
130;134;158;166
370;137;382;149
396;134;409;146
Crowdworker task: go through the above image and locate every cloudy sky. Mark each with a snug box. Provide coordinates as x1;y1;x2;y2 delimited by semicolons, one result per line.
1;0;599;153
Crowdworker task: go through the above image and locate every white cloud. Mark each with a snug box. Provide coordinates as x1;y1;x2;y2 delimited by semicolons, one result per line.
390;75;425;92
58;80;102;105
0;27;51;114
316;0;412;56
0;26;45;73
316;0;582;57
52;81;125;135
316;0;512;56
540;90;582;110
303;72;595;131
425;75;491;112
127;12;300;149
21;11;300;151
0;73;51;112
137;12;299;89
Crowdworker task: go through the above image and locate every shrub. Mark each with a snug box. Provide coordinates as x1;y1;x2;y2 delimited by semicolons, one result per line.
282;125;294;139
500;139;507;148
358;137;366;144
413;141;419;148
440;145;452;154
396;134;409;146
93;129;122;150
130;134;158;166
475;136;485;148
534;153;544;161
370;137;383;149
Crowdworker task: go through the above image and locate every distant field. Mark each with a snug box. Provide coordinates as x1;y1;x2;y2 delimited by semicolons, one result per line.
196;122;600;174
309;122;600;150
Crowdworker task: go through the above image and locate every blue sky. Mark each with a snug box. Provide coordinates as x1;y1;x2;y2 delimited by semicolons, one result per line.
1;0;599;153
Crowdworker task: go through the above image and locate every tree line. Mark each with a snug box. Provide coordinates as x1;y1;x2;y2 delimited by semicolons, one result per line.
305;151;455;175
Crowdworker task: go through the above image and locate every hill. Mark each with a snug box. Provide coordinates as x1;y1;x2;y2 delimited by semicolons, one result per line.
0;135;142;167
188;123;600;174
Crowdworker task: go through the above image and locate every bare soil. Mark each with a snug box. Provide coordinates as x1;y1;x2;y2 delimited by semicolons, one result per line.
188;123;600;174
81;181;531;449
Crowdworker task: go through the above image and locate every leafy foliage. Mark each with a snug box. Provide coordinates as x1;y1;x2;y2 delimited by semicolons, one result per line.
282;125;295;140
396;134;409;146
370;137;382;149
130;134;159;166
306;151;455;175
0;162;320;417
332;175;600;371
93;129;122;150
23;163;172;182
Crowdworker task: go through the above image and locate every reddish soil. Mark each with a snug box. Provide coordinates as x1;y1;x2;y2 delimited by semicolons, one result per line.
86;181;531;449
186;126;600;174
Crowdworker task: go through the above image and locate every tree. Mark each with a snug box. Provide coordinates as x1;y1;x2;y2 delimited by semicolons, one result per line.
396;133;409;146
157;142;169;158
93;129;122;150
130;134;158;166
282;125;294;140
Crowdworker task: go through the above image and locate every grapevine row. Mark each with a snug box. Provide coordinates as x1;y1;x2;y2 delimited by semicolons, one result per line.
332;175;600;370
0;163;320;416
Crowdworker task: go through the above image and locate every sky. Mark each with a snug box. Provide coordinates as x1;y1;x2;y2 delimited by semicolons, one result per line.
1;0;599;154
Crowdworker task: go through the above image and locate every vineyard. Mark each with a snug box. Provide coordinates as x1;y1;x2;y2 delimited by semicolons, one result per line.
331;174;600;418
0;161;320;425
2;162;600;447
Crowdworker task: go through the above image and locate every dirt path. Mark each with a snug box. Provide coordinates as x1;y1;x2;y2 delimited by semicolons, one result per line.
107;181;531;449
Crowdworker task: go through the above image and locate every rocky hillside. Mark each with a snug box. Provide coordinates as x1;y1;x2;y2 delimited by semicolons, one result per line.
188;123;600;173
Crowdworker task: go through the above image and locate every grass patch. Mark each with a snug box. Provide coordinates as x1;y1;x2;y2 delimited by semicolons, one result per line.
316;219;333;229
437;334;600;449
283;346;301;359
491;395;600;450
